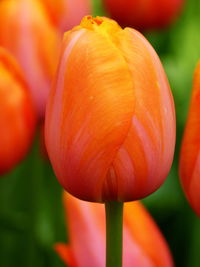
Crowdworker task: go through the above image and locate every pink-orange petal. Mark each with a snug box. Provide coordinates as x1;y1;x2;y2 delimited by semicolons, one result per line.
54;243;77;267
45;21;135;202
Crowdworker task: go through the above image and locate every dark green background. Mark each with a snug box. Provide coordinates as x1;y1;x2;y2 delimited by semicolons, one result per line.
1;0;200;266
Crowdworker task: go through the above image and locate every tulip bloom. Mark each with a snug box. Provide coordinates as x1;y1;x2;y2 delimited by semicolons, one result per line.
0;48;36;175
0;0;60;118
45;16;176;202
55;192;173;267
179;62;200;216
41;0;91;33
103;0;184;31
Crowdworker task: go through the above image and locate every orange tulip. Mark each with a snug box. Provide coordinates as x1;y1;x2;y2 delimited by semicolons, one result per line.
0;47;36;175
41;0;91;33
55;192;174;267
45;16;176;202
179;62;200;216
0;0;60;118
103;0;184;31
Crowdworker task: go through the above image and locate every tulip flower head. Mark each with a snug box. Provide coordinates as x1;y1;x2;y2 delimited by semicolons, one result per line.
179;62;200;216
41;0;91;33
103;0;184;31
0;48;36;175
55;192;174;267
0;0;60;118
45;16;176;202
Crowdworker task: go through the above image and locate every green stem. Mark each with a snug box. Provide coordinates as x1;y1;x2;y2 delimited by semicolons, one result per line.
105;201;124;267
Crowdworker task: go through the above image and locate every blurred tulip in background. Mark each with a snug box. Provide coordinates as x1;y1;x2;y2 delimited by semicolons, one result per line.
55;192;174;267
103;0;184;31
179;61;200;216
0;0;61;118
0;47;36;175
42;0;92;33
45;16;176;202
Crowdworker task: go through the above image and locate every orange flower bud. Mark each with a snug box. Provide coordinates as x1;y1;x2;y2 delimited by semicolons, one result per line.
103;0;184;31
45;16;176;202
179;62;200;216
0;48;36;175
54;192;174;267
0;0;61;118
41;0;91;33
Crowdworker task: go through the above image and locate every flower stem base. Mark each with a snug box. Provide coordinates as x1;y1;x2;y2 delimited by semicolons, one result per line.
105;201;124;267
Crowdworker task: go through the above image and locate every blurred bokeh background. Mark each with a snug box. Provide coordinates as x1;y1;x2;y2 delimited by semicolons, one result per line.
1;0;200;266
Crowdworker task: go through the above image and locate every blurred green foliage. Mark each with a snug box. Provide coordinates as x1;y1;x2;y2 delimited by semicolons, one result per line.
1;0;200;266
0;137;66;267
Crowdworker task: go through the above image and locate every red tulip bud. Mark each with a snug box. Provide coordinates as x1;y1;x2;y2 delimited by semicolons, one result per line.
103;0;184;31
0;48;36;175
179;62;200;216
0;0;60;118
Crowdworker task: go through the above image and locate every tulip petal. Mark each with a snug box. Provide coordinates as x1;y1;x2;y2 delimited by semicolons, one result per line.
46;18;135;201
54;243;77;267
124;202;174;266
188;153;200;214
109;28;176;200
42;0;91;33
103;0;183;31
0;47;35;174
0;0;60;117
63;193;105;267
179;62;200;215
58;192;173;267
